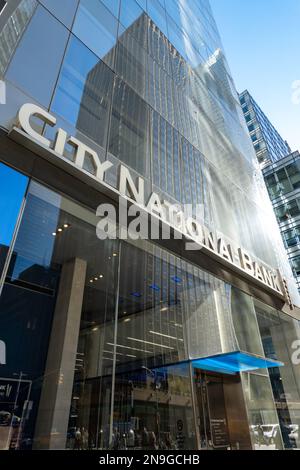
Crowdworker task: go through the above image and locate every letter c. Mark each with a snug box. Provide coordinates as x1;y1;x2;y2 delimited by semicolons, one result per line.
17;103;56;148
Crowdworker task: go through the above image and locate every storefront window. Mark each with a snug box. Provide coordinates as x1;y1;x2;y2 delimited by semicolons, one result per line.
242;372;283;450
0;181;119;450
69;240;196;450
112;363;196;450
0;163;28;279
0;176;294;451
255;300;300;449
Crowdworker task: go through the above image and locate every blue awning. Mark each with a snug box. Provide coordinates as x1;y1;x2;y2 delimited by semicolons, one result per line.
192;351;284;375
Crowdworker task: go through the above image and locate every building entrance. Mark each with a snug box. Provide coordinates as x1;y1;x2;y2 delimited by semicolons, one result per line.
194;369;252;450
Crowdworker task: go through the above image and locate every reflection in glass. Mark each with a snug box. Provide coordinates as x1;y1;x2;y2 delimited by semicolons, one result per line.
39;0;79;29
112;242;195;449
0;0;36;77
242;373;283;450
73;0;118;69
51;36;114;150
112;363;196;450
109;78;149;176
255;300;300;449
0;164;28;278
119;0;143;30
0;181;119;449
6;5;69;106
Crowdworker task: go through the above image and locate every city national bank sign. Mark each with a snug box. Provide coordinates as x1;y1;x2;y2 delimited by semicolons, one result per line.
10;103;284;297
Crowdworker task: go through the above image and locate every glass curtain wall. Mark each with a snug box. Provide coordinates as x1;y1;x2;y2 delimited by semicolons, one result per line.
0;178;119;450
241;372;283;450
1;166;300;450
2;0;296;303
254;300;300;449
0;170;239;450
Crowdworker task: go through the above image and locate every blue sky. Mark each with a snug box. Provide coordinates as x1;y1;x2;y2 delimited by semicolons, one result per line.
210;0;300;151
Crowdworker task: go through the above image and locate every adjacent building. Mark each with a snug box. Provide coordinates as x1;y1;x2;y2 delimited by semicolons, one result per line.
239;90;291;167
264;151;300;292
0;0;300;451
239;91;300;297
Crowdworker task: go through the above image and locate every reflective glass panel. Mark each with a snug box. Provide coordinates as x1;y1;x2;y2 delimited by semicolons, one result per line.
51;36;114;150
6;6;69;106
0;181;119;450
0;164;28;277
39;0;79;29
255;300;300;449
241;372;283;450
109;77;149;176
73;0;118;69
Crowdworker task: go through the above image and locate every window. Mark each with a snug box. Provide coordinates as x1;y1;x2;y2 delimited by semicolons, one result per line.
283;228;300;248
147;0;168;36
254;143;260;152
73;0;118;69
0;164;28;276
255;301;300;449
276;168;292;194
116;20;149;100
151;111;182;200
51;35;114;150
6;6;69;107
286;161;300;190
39;0;78;29
0;0;36;77
275;200;300;223
265;174;280;199
0;181;119;449
100;0;120;17
119;0;144;29
109;77;149;176
291;256;300;276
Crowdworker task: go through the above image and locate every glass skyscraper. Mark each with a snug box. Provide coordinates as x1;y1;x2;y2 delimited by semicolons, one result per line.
240;90;300;294
239;90;291;167
0;0;300;451
264;150;300;293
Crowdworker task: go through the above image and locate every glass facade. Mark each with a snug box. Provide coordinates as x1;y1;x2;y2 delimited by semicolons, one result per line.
264;151;300;292
0;163;28;276
239;90;291;167
0;170;299;450
0;0;299;451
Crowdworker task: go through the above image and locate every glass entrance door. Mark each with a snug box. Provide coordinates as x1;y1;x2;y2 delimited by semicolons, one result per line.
195;370;230;450
194;369;252;450
111;363;197;450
